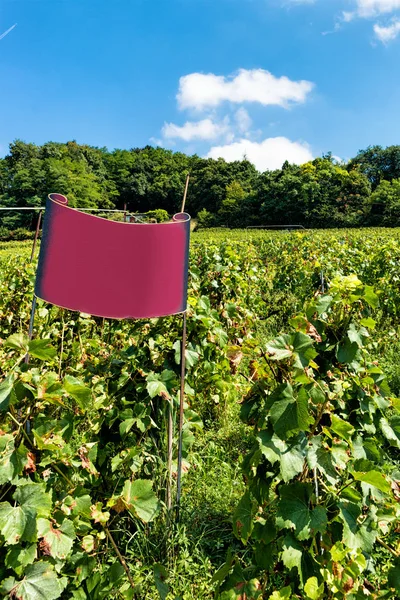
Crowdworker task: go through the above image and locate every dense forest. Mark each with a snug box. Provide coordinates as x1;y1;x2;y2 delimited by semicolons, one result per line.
1;140;400;235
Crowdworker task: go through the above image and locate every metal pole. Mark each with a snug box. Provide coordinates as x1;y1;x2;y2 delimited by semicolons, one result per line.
166;404;173;511
30;210;42;263
181;175;190;213
176;311;187;520
123;203;127;223
24;296;37;364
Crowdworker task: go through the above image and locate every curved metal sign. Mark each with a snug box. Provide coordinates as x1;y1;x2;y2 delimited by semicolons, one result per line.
35;194;190;319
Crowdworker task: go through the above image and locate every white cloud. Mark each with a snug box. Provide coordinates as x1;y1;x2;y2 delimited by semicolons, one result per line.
235;108;252;135
355;0;400;17
149;137;167;147
374;18;400;39
177;68;314;111
286;0;400;18
207;136;313;172
162;118;231;141
342;11;356;22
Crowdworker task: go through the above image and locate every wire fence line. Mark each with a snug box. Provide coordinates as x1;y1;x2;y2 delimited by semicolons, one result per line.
0;207;126;213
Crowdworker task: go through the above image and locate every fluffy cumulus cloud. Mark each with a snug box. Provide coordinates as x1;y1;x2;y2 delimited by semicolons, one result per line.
374;18;400;40
162;118;231;141
300;0;400;17
207;137;313;172
339;1;400;27
341;1;400;42
177;68;314;111
290;0;400;42
354;0;400;17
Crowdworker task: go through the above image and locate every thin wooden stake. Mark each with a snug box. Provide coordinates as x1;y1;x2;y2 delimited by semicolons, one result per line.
176;311;187;521
181;175;190;213
30;210;42;263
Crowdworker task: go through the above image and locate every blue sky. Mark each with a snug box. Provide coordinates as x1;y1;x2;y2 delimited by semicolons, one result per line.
1;0;400;170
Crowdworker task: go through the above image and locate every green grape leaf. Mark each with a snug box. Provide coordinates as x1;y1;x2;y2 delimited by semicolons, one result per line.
363;286;379;309
153;563;169;600
122;479;159;522
28;338;57;361
268;586;292;599
233;491;257;544
254;542;274;570
292;332;317;369
257;430;281;465
252;517;277;545
266;335;293;361
14;483;52;518
63;375;92;410
347;324;364;347
360;317;376;330
37;518;75;559
281;534;302;571
307;436;338;485
276;483;327;540
4;333;29;351
0;503;28;545
304;577;324;600
0;484;52;545
90;502;110;525
0;562;67;599
72;495;92;519
185;347;199;368
338;501;377;552
0;434;26;484
5;543;37;574
0;376;17;411
330;414;355;443
269;387;312;438
380;416;400;449
352;470;391;494
279;443;306;483
257;430;306;482
281;534;318;586
336;338;358;364
146;378;169;400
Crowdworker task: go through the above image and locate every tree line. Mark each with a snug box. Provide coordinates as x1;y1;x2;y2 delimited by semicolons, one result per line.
1;140;400;235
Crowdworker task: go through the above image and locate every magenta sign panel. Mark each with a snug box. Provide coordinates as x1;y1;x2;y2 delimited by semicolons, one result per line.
35;194;190;319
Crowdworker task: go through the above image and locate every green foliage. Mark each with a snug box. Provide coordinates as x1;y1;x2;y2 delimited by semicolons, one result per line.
216;274;400;599
349;145;400;189
0;229;400;598
146;209;170;222
4;140;400;233
197;208;215;229
0;562;67;599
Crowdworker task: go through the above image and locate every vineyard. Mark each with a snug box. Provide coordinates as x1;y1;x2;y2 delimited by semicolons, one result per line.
0;228;400;599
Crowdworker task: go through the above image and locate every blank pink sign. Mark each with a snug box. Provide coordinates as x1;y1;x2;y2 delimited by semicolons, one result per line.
35;194;190;319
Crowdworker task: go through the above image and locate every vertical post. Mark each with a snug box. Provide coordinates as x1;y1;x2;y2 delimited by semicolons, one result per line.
176;311;187;520
166;404;173;511
30;210;42;263
24;295;37;365
123;203;127;223
181;175;190;213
